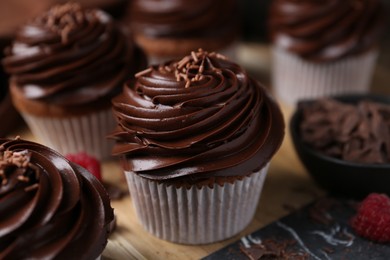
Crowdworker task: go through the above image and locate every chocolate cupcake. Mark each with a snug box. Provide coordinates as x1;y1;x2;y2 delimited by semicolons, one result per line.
110;49;285;244
0;137;114;259
2;3;145;159
127;0;239;64
269;0;385;105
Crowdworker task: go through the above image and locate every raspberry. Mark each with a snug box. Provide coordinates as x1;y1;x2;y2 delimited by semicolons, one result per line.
65;152;102;181
351;193;390;243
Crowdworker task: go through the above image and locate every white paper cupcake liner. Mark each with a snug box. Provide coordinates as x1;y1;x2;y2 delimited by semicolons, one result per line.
271;47;378;106
124;164;269;244
21;109;116;159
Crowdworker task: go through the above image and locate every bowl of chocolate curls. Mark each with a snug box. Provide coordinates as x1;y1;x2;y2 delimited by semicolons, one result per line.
290;94;390;198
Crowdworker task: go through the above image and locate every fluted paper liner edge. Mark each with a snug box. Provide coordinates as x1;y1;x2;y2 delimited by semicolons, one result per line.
272;47;378;106
21;109;116;159
125;164;269;244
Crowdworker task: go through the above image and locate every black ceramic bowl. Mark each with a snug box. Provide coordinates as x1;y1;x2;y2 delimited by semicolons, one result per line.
290;94;390;199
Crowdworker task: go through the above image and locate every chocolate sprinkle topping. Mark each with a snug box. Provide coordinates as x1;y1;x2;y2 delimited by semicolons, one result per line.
35;3;91;44
0;146;39;192
136;49;227;89
240;239;309;260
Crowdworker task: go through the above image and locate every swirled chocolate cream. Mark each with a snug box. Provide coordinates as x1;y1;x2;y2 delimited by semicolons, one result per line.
2;2;144;116
269;0;385;62
111;49;285;183
0;138;114;259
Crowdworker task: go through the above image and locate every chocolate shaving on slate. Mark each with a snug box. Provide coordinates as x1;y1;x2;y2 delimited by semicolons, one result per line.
308;198;340;226
240;239;309;260
299;98;390;164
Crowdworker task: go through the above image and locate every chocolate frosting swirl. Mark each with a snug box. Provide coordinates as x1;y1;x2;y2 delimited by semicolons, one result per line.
0;138;114;259
111;50;285;181
2;3;143;107
129;0;238;39
269;0;385;62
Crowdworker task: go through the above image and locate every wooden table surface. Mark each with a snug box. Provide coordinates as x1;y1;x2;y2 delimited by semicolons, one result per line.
12;43;390;260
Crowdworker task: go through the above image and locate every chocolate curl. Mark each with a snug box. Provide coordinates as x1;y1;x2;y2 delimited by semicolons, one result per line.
300;98;390;164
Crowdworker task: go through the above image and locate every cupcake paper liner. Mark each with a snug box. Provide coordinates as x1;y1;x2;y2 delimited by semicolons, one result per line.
272;47;378;106
22;109;116;159
124;164;269;244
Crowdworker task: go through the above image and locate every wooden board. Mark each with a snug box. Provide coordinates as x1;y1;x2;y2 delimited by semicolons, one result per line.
10;43;390;260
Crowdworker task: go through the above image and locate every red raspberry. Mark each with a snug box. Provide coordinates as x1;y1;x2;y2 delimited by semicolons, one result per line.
351;193;390;243
65;152;102;181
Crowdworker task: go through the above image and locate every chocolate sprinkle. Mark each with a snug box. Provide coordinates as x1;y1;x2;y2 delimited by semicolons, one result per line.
134;49;227;89
0;147;40;193
239;239;309;260
34;3;95;44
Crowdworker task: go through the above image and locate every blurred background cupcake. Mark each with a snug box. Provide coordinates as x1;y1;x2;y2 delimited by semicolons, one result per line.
2;3;145;159
126;0;240;64
269;0;386;106
0;0;50;136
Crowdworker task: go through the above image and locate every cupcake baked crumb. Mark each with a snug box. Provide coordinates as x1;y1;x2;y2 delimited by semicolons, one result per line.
111;49;284;244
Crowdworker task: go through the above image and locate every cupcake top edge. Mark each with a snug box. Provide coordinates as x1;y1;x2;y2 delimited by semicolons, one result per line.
269;0;386;62
111;49;285;182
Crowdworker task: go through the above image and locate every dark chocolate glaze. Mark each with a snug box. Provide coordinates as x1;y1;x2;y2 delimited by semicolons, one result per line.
111;50;285;181
0;138;114;259
2;3;142;108
129;0;238;39
269;0;385;62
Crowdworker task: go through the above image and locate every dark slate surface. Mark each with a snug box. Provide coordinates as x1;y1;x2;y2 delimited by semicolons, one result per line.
203;197;390;260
